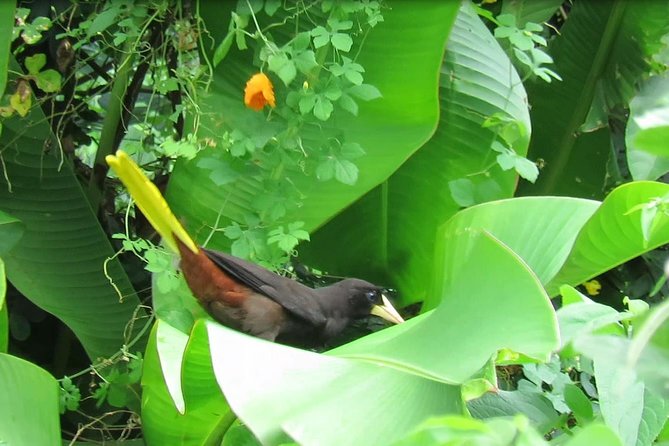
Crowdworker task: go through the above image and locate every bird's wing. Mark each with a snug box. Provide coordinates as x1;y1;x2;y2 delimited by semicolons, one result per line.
106;151;198;254
203;248;328;326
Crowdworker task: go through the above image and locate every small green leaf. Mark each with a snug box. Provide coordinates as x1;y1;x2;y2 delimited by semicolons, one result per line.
10;90;31;117
514;156;539;183
279;234;299;252
496;152;516;170
490;139;508;153
213;31;235;67
293;50;317;73
287;221;310;243
331;33;353;52
231;236;251;259
344;69;363;85
449;178;476;207
86;5;121;37
264;0;281;16
160;135;199;160
496;14;516;27
510;33;534;51
316;158;335;181
107;383;129;408
494;26;515;39
24;54;46;74
299;92;317;115
313;96;333;121
31;16;52;32
21;26;44;45
292;32;311;52
223;223;243;240
311;26;330;48
268;53;296;86
334;159;358;185
337;93;358;115
35;69;62;93
340;142;365;159
347;84;381;101
323;83;342;101
564;383;593;424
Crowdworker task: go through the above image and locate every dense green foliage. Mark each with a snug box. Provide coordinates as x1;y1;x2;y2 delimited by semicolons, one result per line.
1;0;669;445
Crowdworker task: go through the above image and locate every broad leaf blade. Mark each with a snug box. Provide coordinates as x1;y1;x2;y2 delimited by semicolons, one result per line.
141;320;232;445
522;1;669;198
548;182;669;295
207;321;463;446
421;197;599;308
302;2;532;302
0;353;60;445
0;58;146;360
0;104;145;361
331;231;559;384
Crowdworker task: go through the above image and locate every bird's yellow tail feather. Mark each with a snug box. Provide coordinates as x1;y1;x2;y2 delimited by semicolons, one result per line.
106;150;198;254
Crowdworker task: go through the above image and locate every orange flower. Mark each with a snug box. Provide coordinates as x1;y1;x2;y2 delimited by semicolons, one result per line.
244;72;275;111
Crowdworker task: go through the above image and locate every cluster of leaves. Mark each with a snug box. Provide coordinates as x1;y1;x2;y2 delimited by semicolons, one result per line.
493;14;562;83
13;7;52;45
0;8;62;121
197;0;385;264
59;352;143;414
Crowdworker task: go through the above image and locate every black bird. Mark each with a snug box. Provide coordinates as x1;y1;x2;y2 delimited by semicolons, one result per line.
107;151;404;347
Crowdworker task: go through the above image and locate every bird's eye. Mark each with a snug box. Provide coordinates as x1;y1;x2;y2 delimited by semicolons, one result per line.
365;290;378;303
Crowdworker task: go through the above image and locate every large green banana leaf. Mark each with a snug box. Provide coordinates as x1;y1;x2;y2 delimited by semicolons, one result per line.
0;353;60;445
165;1;459;249
301;2;531;304
0;61;145;360
521;0;669;198
141;224;558;445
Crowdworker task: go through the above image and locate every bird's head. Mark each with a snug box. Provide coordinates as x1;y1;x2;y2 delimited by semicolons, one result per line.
336;278;405;324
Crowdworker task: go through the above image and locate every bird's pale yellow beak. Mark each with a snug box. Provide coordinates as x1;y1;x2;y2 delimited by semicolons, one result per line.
371;294;405;324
